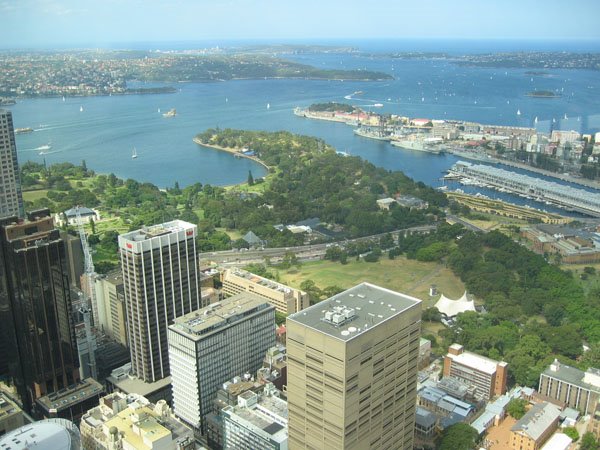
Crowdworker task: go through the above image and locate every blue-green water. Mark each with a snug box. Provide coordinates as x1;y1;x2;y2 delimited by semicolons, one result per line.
8;45;600;211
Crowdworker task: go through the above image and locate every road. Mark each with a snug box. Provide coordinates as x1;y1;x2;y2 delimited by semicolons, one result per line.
199;225;437;266
445;214;488;233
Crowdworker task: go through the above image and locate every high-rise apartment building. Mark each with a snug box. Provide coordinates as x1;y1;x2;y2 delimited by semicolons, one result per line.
286;282;422;450
119;220;201;383
0;209;79;412
168;293;275;436
0;109;24;219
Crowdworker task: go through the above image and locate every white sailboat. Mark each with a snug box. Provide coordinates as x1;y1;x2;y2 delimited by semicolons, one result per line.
80;106;84;112
517;109;521;116
158;108;161;113
132;147;137;159
534;116;538;124
62;96;65;102
267;103;270;110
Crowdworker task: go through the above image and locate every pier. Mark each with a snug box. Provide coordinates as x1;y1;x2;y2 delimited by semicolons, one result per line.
449;161;600;218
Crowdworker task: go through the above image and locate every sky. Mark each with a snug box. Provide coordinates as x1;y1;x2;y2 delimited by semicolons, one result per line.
1;0;600;49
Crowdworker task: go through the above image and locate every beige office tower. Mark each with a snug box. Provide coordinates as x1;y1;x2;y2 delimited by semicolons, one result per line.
119;220;201;383
286;282;422;450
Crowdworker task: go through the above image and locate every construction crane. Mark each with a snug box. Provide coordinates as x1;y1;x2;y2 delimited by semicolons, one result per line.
75;206;99;379
75;206;100;325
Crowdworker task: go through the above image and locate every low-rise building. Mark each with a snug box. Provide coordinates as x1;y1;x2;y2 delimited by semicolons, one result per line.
36;378;104;422
222;268;309;315
521;225;600;264
55;206;99;227
417;385;475;429
106;363;172;406
0;392;25;436
587;401;600;439
538;359;600;415
222;385;288;450
443;344;508;400
80;392;195;450
510;402;560;450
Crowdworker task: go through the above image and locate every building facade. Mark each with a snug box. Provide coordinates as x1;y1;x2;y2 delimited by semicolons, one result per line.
443;343;508;400
222;387;288;450
167;293;275;436
94;271;128;347
0;392;25;436
538;359;600;415
286;282;422;450
0;210;80;412
118;220;201;383
0;109;24;219
222;268;309;315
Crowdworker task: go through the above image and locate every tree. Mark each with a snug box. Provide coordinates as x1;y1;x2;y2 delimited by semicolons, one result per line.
562;427;579;442
248;170;254;186
89;217;96;235
437;423;478;450
422;307;441;322
580;432;599;450
506;398;527;419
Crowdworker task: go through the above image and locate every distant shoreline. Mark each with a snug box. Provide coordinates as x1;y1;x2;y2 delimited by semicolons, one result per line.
192;137;270;171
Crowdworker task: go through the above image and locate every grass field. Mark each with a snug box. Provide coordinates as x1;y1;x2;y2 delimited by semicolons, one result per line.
23;189;49;202
278;257;465;308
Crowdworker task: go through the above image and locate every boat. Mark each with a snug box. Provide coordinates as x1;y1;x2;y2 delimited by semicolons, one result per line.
373;103;384;108
391;139;443;154
517;109;521;116
163;108;177;118
132;147;137;159
353;91;364;95
62;96;65;102
157;108;161;113
80;106;84;112
353;128;390;141
15;127;33;134
267;103;270;110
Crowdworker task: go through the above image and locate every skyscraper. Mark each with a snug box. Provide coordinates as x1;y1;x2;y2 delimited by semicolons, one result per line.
0;109;24;219
0;209;79;412
118;220;201;383
168;293;275;436
286;282;422;450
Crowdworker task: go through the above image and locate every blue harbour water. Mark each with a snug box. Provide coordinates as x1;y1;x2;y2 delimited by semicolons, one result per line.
8;39;600;213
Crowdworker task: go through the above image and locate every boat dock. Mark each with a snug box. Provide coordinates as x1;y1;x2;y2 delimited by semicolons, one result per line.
449;161;600;217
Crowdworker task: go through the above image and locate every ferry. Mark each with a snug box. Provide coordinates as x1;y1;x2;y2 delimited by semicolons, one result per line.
15;127;33;134
163;108;177;118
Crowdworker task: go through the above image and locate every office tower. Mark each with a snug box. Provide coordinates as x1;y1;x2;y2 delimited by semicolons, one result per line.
119;220;201;383
222;268;309;314
0;209;80;412
0;109;24;219
286;282;422;450
94;271;128;346
168;293;275;436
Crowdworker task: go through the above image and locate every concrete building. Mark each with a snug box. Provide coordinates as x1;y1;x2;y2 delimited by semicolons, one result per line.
106;363;172;406
538;359;600;415
0;209;80;412
36;378;104;422
55;206;98;227
0;418;81;450
286;282;422;450
521;225;600;264
443;343;508;400
510;402;561;450
0;392;25;436
0;109;24;219
167;293;275;436
222;268;309;315
80;392;195;450
587;401;600;439
119;220;202;383
551;129;581;144
222;385;288;450
94;271;128;347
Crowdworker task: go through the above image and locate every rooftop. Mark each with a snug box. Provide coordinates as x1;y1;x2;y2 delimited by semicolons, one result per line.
107;371;171;397
0;392;22;420
447;351;499;375
0;419;79;450
119;219;195;242
226;268;298;296
542;360;600;393
36;378;104;412
287;282;421;341
511;402;561;441
169;292;273;340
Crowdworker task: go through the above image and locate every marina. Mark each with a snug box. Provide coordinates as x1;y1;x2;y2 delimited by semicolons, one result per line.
449;161;600;217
